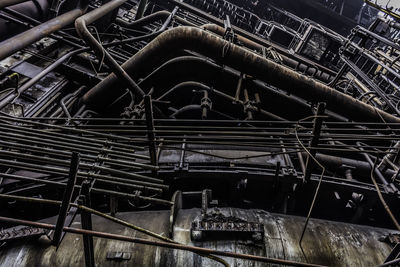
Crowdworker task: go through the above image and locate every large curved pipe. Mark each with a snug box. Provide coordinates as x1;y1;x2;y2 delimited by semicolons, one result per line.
0;0;88;60
83;26;400;123
75;0;145;98
118;13;331;82
155;0;336;79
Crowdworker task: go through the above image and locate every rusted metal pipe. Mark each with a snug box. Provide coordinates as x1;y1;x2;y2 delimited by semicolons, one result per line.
158;0;335;78
0;0;88;60
82;26;400;123
0;216;327;267
0;0;30;9
75;0;145;98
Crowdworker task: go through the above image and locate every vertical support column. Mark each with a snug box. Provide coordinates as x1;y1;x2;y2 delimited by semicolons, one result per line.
144;95;158;174
79;180;95;267
304;102;325;182
52;152;80;246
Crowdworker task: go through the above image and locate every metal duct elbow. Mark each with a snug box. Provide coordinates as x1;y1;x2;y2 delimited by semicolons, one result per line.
82;26;400;123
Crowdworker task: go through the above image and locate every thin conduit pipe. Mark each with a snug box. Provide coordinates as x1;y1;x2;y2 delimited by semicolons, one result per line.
158;81;285;121
75;0;145;98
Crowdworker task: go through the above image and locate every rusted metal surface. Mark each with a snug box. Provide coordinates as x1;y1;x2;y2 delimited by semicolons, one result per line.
0;209;396;266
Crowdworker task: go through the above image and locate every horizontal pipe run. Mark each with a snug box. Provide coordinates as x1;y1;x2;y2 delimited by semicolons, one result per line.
82;26;400;123
0;173;163;196
2;7;85;48
0;158;167;190
0;149;161;184
0;173;170;205
0;138;156;170
0;116;143;147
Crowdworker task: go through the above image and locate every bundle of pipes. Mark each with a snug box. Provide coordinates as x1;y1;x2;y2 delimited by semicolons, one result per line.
0;116;169;205
81;25;400;123
0;0;393;124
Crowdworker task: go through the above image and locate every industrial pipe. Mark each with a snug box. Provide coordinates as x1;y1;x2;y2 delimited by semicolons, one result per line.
0;0;30;9
82;26;400;123
0;0;88;60
0;0;50;40
201;24;333;82
75;0;145;98
155;0;336;79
